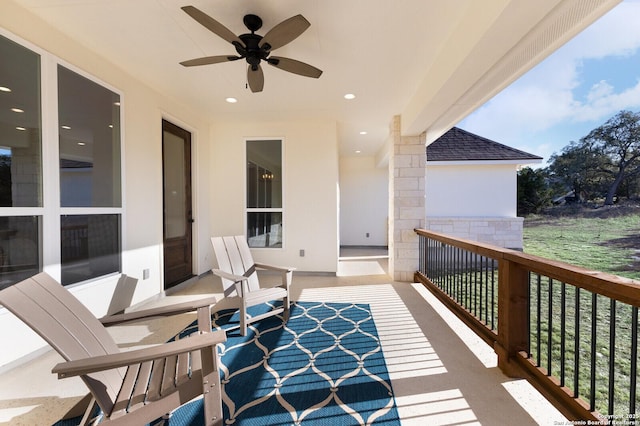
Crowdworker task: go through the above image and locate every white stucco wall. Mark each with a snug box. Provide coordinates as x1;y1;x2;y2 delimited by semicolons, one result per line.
424;162;525;250
208;120;339;274
339;156;388;247
425;163;517;217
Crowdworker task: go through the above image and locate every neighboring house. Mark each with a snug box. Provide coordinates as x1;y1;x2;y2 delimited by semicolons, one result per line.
0;0;619;368
425;127;542;250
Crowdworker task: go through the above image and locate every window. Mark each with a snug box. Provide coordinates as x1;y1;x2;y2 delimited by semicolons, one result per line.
0;33;43;288
246;139;283;248
0;32;123;288
58;66;122;285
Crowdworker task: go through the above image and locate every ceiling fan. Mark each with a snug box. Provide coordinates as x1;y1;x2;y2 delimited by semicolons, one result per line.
180;6;323;93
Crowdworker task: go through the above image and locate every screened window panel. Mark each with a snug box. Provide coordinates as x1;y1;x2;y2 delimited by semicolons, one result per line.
61;214;121;286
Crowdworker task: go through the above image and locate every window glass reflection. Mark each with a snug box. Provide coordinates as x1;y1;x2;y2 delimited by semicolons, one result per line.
58;66;121;207
246;140;282;209
247;212;283;248
0;34;42;207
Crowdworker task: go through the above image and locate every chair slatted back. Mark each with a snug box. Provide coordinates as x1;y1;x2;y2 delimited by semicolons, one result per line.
0;273;123;415
211;236;260;295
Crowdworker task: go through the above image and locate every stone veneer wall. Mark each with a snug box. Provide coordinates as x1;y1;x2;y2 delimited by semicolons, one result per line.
424;217;524;250
388;116;426;281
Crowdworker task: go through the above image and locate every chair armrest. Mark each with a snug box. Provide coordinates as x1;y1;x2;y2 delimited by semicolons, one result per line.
53;330;227;379
254;263;296;273
99;296;218;326
211;268;249;283
255;263;295;290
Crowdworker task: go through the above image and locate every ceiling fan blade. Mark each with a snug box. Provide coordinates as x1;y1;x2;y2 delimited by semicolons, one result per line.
268;56;322;78
247;65;264;93
259;15;310;51
180;55;240;67
182;6;244;47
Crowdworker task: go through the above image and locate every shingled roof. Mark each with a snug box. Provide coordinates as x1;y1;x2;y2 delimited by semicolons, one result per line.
427;127;542;162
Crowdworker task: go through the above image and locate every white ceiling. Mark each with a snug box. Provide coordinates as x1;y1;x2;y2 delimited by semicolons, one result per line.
8;0;620;157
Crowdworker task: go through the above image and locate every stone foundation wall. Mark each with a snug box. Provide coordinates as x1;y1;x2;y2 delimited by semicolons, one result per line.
424;217;524;250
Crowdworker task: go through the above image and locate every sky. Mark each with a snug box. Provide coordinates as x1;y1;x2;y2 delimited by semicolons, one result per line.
457;0;640;167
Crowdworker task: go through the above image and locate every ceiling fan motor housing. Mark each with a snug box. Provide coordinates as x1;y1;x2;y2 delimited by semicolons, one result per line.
236;33;269;69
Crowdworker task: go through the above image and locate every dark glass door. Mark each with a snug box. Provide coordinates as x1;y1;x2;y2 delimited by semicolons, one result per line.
162;120;193;289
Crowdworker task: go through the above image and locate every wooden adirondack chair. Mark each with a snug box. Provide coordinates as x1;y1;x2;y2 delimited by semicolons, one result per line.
210;236;294;336
0;272;226;425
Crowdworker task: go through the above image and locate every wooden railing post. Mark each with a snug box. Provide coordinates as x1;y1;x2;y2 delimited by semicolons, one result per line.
495;257;529;377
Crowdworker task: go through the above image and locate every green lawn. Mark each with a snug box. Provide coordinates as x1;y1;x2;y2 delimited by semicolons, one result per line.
522;208;640;415
523;212;640;281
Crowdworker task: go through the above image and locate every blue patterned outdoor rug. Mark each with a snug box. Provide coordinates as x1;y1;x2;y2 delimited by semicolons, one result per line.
174;300;400;425
53;301;400;425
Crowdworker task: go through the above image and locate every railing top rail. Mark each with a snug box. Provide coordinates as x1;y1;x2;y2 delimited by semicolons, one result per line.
415;228;640;307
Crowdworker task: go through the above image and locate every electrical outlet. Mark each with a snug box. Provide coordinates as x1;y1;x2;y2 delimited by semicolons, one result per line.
366;232;370;238
300;249;305;257
143;268;150;280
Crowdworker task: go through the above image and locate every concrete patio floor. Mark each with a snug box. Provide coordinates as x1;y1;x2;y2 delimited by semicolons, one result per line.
0;251;566;425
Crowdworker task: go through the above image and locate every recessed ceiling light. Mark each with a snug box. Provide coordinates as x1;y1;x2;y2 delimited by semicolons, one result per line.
77;142;86;146
113;101;121;106
15;126;26;131
359;131;367;135
344;93;356;100
108;124;113;128
355;150;361;154
11;107;24;113
0;86;11;92
61;125;71;130
225;97;238;103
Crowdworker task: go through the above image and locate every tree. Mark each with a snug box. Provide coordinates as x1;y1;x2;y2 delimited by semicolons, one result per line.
546;110;640;205
582;110;640;205
547;139;608;202
517;167;551;215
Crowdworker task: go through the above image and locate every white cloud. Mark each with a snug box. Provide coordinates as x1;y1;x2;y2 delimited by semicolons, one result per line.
459;0;640;153
562;1;640;60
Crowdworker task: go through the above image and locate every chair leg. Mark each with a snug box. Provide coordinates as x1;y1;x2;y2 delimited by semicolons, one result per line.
240;303;247;336
201;347;223;426
79;397;99;426
283;294;290;321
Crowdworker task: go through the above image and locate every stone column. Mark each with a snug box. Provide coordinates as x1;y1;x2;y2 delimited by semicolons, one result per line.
388;116;426;282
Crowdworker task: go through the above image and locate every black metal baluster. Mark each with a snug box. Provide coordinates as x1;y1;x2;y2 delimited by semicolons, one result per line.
560;281;566;387
455;247;460;303
631;306;638;415
548;278;553;376
609;299;616;415
590;292;597;412
473;253;478;317
528;272;532;358
574;286;581;398
479;255;484;323
536;274;542;367
491;259;496;331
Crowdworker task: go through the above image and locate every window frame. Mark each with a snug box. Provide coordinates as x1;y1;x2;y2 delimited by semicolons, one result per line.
244;137;285;250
